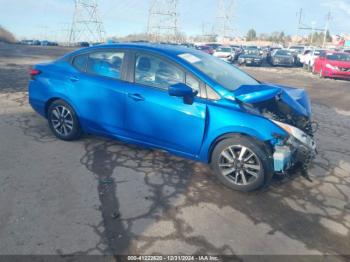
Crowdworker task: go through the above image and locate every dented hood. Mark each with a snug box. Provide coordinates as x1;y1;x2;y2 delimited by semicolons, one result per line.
233;84;311;117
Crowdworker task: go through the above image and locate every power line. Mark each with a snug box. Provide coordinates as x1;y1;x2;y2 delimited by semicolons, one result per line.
147;0;180;42
216;0;235;38
69;0;106;44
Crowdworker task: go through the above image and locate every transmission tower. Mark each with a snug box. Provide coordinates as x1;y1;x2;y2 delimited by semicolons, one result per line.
216;0;235;39
69;0;106;44
147;0;180;43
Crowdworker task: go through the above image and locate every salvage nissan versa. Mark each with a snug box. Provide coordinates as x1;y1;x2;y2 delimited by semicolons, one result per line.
29;43;317;192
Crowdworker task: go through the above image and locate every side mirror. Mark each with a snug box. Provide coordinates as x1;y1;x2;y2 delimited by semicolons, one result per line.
168;83;198;105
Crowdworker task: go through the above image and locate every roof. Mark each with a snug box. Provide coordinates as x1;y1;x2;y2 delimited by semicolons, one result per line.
69;42;199;59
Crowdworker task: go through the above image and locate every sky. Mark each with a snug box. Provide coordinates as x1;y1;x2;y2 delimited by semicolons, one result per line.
0;0;349;41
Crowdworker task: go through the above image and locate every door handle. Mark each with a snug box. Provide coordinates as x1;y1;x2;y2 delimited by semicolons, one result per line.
128;93;145;101
69;76;80;82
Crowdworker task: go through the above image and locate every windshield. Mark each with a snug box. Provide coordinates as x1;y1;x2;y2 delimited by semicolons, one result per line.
217;47;232;52
245;49;259;55
276;50;292;56
290;46;304;50
326;53;350;61
178;52;259;91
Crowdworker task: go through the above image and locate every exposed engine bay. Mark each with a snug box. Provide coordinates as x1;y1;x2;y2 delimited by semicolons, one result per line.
258;98;315;137
234;83;318;173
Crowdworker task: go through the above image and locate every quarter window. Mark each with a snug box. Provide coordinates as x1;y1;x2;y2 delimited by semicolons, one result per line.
135;54;185;90
72;54;88;72
86;51;125;80
186;74;200;93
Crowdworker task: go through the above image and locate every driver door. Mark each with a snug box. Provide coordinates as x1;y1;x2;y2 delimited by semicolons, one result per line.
124;52;207;157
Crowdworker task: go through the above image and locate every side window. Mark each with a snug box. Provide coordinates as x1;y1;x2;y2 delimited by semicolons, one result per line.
86;51;125;79
72;54;88;72
135;54;184;90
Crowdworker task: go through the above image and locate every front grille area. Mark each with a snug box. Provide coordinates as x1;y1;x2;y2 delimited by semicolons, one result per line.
339;67;350;72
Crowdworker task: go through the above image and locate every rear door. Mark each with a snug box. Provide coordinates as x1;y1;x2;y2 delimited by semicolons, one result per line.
123;51;207;156
67;49;129;135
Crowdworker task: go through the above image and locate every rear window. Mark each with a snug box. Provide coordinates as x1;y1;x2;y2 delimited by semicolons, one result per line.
276;50;292;56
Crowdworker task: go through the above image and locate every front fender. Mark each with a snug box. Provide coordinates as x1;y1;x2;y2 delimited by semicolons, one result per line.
198;105;288;162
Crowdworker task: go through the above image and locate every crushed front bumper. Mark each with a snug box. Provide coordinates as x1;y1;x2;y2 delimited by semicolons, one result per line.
273;132;317;173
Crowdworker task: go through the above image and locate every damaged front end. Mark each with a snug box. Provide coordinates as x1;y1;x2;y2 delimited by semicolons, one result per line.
234;84;317;173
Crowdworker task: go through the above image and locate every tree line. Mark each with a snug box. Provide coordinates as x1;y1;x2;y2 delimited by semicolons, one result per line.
246;28;332;45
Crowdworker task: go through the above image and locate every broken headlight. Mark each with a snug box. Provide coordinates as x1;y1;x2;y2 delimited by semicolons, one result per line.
272;120;316;152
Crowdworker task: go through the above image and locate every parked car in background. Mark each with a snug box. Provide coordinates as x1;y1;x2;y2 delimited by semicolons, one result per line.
231;45;243;60
206;43;221;51
288;45;307;65
41;40;58;46
196;45;214;55
270;49;294;67
288;45;306;54
303;48;326;71
213;46;235;63
313;51;350;79
238;49;263;66
22;40;41;46
297;49;312;66
78;42;90;47
266;47;282;64
28;43;316;192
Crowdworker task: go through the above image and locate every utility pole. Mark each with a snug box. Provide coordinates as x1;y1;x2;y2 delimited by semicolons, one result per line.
69;0;106;45
323;11;332;48
296;8;303;39
147;0;180;43
216;0;235;40
297;8;331;46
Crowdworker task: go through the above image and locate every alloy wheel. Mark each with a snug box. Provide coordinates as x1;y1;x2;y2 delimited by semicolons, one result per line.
218;145;261;186
50;105;74;136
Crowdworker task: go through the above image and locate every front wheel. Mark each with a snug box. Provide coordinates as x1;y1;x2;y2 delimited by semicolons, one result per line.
47;100;82;141
210;136;273;192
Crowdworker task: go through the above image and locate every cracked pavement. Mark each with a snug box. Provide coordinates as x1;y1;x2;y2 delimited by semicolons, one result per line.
0;43;349;257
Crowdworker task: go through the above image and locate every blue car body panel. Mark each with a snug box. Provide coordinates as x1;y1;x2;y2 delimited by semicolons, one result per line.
28;43;313;163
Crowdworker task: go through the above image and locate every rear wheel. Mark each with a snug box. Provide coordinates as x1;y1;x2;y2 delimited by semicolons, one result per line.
47;100;82;141
210;136;273;192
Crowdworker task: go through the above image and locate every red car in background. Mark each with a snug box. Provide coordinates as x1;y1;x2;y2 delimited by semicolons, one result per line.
196;45;214;55
313;51;350;79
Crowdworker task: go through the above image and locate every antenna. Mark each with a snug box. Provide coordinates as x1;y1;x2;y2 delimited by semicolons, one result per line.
216;0;235;39
69;0;106;45
147;0;180;43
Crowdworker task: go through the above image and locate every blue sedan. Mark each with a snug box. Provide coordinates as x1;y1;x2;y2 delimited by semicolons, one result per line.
29;43;316;191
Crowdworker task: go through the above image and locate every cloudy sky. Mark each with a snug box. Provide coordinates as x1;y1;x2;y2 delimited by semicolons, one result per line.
0;0;349;41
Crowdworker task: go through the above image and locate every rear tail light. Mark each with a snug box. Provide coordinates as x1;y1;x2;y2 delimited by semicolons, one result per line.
30;69;41;79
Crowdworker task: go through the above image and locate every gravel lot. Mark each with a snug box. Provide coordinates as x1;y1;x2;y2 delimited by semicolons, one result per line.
0;43;349;258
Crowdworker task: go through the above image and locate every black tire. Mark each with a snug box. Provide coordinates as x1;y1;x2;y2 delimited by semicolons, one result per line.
210;135;273;192
47;99;82;141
